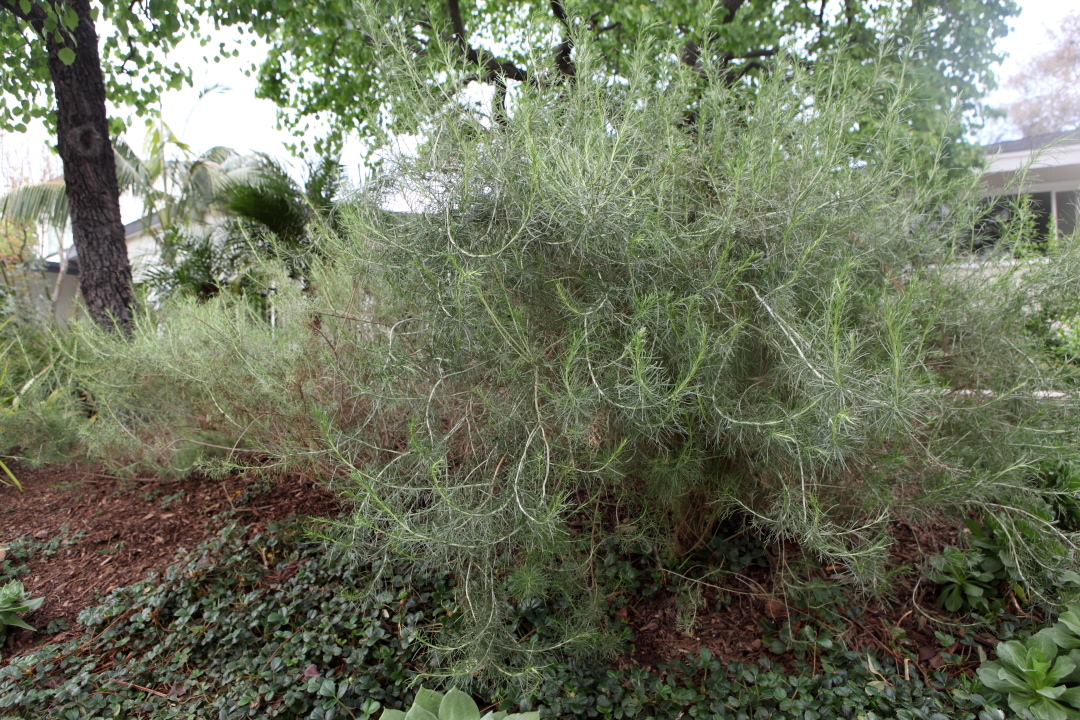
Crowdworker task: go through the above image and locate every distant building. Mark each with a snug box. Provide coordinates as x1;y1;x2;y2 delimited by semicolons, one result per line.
30;214;162;325
981;130;1080;242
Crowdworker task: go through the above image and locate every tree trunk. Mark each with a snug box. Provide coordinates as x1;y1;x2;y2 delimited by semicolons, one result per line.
45;0;134;330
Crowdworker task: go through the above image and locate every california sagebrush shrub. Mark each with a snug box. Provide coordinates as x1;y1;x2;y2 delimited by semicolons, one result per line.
317;21;1080;674
25;20;1080;682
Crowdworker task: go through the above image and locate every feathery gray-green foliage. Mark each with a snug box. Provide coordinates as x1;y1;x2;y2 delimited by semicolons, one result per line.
3;25;1080;684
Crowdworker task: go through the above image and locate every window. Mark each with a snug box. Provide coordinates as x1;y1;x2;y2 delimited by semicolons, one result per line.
1060;190;1080;238
974;190;1080;249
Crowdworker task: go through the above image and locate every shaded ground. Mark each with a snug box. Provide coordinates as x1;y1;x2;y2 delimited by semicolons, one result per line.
616;520;1013;680
2;461;1021;684
0;461;339;655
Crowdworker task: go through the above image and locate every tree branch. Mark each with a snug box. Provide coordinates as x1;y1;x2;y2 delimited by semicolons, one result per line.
550;0;575;78
720;0;747;24
0;0;49;35
445;0;527;82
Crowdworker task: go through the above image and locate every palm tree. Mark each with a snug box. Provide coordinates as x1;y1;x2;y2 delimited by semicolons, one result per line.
0;122;344;304
148;152;343;302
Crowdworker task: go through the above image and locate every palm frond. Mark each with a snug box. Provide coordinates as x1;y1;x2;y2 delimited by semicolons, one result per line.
113;140;153;196
0;180;68;231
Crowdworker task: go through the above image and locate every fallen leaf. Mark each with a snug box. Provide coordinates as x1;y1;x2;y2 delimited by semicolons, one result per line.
765;599;787;619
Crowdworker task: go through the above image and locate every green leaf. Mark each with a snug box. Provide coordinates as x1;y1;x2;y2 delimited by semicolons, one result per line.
1038;685;1070;700
404;705;438;720
379;712;407;720
18;0;30;13
1048;625;1080;650
57;47;76;66
1047;656;1079;686
977;665;1028;694
414;687;444;717
439;688;480;720
1058;686;1080;710
504;714;540;720
0;612;36;632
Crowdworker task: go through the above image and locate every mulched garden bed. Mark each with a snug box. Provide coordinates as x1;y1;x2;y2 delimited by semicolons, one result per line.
616;518;1018;681
0;460;339;656
2;459;1026;687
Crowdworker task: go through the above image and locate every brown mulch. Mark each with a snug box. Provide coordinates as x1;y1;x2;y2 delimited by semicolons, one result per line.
0;460;339;655
1;459;1028;680
615;518;1020;678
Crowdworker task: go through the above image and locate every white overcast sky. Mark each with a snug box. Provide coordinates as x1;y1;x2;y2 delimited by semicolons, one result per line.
4;0;1076;226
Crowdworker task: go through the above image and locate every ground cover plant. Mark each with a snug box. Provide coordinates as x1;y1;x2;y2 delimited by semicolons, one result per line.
0;517;1017;720
1;17;1079;691
0;581;41;641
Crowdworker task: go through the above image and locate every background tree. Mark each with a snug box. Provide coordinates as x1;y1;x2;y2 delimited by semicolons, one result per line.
1006;10;1080;137
225;0;1017;166
0;0;227;329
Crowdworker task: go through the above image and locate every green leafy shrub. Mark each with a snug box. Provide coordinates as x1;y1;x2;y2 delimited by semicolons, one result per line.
1033;464;1080;533
925;545;1004;615
6;22;1080;682
0;580;42;639
978;623;1080;719
380;687;538;720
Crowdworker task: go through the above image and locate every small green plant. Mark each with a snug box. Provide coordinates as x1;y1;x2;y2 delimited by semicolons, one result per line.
924;545;1003;614
1033;463;1080;533
379;687;538;720
978;629;1080;719
0;580;43;638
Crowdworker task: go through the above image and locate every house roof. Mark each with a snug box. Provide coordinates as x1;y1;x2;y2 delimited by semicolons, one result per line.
983;130;1080;156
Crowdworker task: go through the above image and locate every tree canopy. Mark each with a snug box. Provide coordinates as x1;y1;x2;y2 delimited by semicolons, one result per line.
0;0;209;134
216;0;1018;164
1006;9;1080;137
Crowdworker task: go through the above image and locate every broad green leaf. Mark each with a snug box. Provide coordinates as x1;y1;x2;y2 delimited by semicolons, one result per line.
414;687;444;716
0;612;36;632
1032;632;1062;664
998;640;1035;671
1060;607;1080;636
379;712;407;720
977;665;1028;693
18;0;30;13
1058;686;1080;710
57;48;76;66
439;688;480;720
404;705;438;720
1047;656;1078;686
962;583;984;597
1038;685;1069;700
1049;625;1080;650
61;7;78;31
504;714;540;720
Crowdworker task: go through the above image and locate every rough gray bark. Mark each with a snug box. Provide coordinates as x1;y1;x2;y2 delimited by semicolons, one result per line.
44;0;135;330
